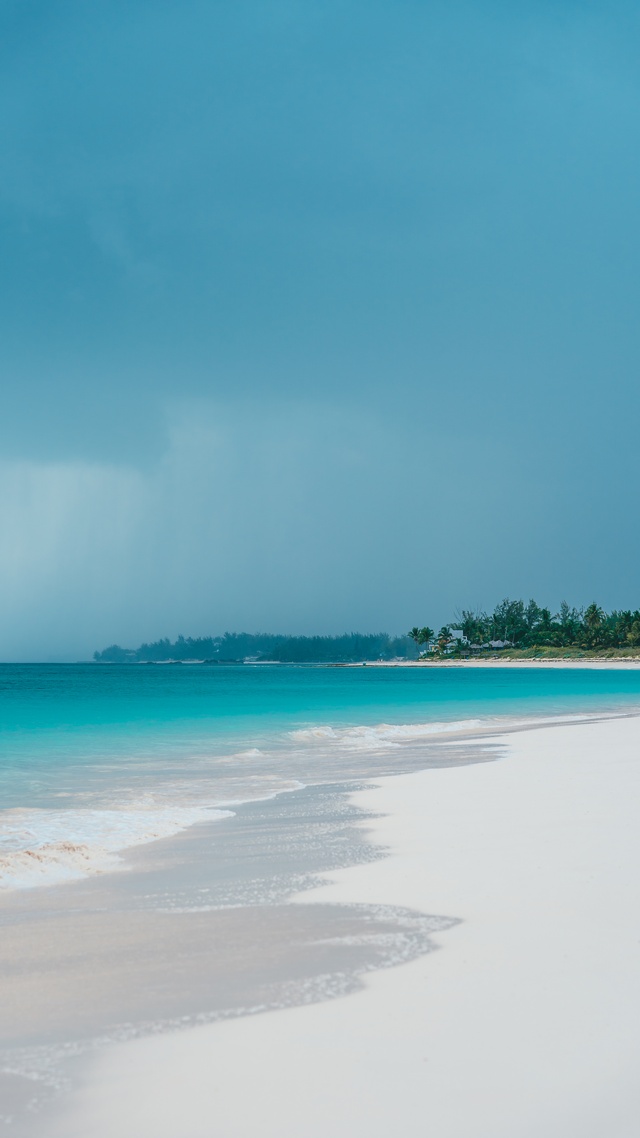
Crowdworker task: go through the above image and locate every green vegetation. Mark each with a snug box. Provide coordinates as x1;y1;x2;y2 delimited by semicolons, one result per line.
94;632;417;664
408;626;434;652
412;599;640;658
94;602;640;664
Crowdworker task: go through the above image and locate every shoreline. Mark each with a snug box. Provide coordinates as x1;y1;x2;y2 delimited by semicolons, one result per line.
354;657;640;668
3;704;637;896
43;713;640;1137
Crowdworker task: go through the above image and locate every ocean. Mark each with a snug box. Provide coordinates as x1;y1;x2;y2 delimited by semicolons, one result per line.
2;662;640;890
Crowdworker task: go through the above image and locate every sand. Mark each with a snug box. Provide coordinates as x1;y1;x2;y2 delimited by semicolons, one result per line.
360;658;640;668
45;714;640;1137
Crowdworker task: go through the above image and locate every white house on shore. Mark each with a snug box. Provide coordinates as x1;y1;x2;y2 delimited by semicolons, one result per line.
423;631;512;655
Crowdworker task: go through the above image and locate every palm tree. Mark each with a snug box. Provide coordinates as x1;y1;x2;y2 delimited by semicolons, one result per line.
408;626;434;654
435;626;452;655
581;603;607;649
627;620;640;647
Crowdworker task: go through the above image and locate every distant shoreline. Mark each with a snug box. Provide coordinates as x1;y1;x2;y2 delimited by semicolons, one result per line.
353;658;640;669
87;656;640;669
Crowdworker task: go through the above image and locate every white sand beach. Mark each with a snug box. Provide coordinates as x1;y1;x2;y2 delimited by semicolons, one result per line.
47;714;640;1138
362;658;640;668
450;659;640;668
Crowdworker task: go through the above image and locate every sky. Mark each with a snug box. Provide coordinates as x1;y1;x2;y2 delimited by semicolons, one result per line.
1;0;640;659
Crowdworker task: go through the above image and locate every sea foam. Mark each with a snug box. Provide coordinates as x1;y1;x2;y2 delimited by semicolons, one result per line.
288;719;484;750
0;804;232;891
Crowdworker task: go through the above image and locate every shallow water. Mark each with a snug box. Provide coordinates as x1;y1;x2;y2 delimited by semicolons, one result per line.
2;663;640;888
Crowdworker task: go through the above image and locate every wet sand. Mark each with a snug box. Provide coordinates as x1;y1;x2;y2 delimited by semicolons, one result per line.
38;713;640;1138
0;772;473;1132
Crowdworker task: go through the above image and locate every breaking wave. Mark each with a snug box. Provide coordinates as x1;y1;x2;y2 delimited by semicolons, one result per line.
0;804;232;891
288;719;485;750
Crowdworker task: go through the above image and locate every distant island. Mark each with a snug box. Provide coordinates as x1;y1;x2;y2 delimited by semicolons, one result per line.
94;600;640;664
409;599;640;658
94;632;417;664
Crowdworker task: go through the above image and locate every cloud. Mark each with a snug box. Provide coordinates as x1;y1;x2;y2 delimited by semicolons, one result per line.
0;399;412;658
1;2;640;658
0;390;637;660
0;457;147;659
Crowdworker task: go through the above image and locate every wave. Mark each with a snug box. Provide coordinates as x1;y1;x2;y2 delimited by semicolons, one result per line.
288;719;485;750
0;804;232;891
287;709;626;753
2;706;622;891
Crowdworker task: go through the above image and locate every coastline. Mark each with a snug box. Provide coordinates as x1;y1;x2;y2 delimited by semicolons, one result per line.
355;657;640;668
2;706;634;895
44;713;640;1137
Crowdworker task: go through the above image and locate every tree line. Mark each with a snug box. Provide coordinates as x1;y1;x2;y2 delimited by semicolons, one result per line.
94;602;640;663
94;631;417;663
410;599;640;654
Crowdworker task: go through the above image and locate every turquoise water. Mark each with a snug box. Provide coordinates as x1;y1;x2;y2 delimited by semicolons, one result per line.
2;663;639;886
3;662;640;802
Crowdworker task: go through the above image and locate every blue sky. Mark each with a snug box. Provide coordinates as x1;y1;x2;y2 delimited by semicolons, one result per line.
1;1;639;658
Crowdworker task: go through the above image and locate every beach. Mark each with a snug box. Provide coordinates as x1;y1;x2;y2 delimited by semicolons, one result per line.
361;657;640;668
39;712;640;1138
6;2;639;1132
